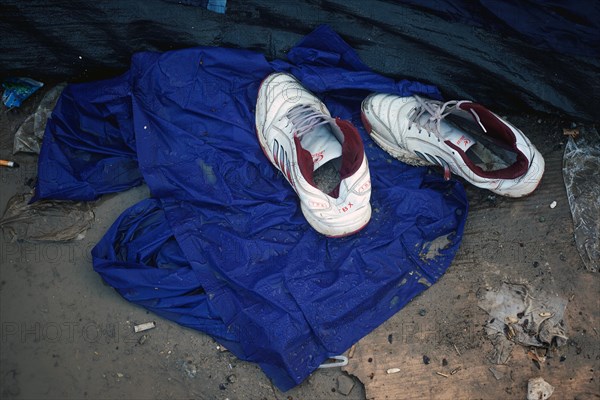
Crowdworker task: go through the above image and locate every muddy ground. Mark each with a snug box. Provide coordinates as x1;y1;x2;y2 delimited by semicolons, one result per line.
0;83;598;400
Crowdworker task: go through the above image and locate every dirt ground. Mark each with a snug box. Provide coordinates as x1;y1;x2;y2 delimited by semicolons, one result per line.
0;84;598;400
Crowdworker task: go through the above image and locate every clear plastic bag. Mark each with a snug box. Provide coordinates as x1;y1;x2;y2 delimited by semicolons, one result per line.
13;83;67;154
563;126;600;272
0;192;94;242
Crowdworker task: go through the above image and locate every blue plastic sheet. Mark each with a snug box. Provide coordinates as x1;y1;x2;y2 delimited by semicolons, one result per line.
35;25;468;390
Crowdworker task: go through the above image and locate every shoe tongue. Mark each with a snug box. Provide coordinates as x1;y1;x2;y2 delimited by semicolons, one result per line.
299;123;342;170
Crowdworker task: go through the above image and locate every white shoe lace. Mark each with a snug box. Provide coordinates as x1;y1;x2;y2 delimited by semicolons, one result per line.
408;96;459;181
408;96;459;142
285;104;331;139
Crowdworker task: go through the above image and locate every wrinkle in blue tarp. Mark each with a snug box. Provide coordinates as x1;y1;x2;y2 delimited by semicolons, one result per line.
35;25;468;390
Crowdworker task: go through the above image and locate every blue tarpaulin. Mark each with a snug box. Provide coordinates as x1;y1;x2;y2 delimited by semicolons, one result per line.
34;25;468;390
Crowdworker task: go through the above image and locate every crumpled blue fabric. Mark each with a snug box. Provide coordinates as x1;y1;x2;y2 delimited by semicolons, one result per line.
35;25;468;390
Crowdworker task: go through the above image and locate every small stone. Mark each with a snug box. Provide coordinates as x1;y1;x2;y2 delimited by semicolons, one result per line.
116;372;124;378
183;360;197;378
533;261;539;268
560;356;566;362
560;254;567;261
550;201;557;209
423;355;431;365
539;216;546;222
419;309;427;316
227;374;236;383
387;334;393;344
442;358;448;366
138;334;148;345
219;383;226;390
336;374;355;396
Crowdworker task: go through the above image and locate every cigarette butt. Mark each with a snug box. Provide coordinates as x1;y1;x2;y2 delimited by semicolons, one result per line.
436;372;449;378
348;344;357;358
134;321;156;333
450;366;462;375
453;344;461;356
386;368;401;374
0;160;19;168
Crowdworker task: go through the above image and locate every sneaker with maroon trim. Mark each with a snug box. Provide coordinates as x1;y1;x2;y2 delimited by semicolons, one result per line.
255;72;371;237
361;94;544;197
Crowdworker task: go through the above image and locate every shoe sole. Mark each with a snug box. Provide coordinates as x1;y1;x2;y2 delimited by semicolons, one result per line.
255;73;371;238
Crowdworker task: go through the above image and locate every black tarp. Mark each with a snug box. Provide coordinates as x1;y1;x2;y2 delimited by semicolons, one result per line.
1;1;599;122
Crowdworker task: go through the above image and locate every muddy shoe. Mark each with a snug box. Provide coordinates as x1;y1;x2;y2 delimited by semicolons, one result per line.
361;93;544;197
255;72;372;237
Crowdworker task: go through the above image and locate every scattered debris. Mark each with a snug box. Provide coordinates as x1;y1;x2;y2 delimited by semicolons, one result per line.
13;83;67;154
562;127;579;138
336;374;355;396
227;374;236;383
134;321;156;333
488;367;504;380
0;193;95;242
347;344;357;359
450;366;462;375
549;201;557;209
1;77;43;108
318;355;348;369
183;360;197;378
453;344;461;356
417;277;432;287
528;350;544;370
418;309;427;316
386;368;401;374
419;234;451;260
137;334;148;345
116;372;124;379
435;372;449;378
479;283;569;365
527;377;554;400
538;216;546;222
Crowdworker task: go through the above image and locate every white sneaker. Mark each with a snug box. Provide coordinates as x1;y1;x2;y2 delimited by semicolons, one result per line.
361;94;544;197
255;72;372;237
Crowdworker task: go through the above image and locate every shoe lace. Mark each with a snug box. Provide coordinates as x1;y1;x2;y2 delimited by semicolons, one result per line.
408;96;458;141
285;104;331;139
408;96;458;181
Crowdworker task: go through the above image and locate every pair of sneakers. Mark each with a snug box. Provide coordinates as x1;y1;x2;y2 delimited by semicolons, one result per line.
255;73;544;237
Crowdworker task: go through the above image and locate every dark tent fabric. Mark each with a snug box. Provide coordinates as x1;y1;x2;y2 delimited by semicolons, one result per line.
399;0;600;57
1;1;598;122
34;26;468;390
